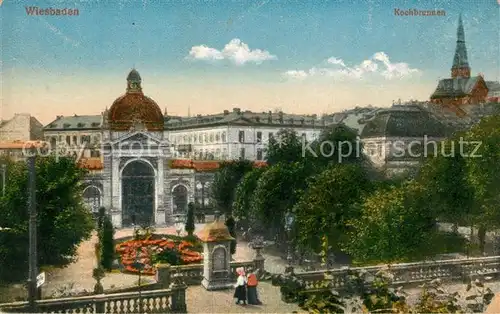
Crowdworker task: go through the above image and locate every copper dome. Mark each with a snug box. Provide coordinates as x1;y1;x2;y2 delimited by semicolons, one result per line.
108;69;164;131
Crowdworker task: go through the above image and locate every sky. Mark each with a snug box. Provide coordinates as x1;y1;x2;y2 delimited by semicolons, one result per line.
0;0;499;124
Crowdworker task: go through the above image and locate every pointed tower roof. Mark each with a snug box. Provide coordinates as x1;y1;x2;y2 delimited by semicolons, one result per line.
451;13;470;71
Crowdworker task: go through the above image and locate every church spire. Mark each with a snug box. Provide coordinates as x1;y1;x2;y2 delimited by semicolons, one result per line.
451;13;471;78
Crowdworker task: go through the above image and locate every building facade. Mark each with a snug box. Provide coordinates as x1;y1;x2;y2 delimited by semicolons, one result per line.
430;14;500;114
43;69;325;228
361;105;447;177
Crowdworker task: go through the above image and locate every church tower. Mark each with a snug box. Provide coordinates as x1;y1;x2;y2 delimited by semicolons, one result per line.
451;14;471;78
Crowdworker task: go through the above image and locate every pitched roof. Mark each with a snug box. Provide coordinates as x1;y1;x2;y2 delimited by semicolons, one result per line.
165;109;323;130
45;115;102;130
361;105;447;138
486;81;500;92
430;76;483;99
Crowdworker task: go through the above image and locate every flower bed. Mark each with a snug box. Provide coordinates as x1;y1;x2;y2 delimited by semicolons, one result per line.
115;237;203;275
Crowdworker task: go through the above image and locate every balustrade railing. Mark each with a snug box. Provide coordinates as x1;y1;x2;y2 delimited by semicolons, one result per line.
0;287;183;314
168;260;256;285
294;256;500;290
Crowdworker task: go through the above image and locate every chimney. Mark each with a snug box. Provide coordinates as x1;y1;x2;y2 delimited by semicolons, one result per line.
223;110;229;116
268;111;272;123
233;108;241;114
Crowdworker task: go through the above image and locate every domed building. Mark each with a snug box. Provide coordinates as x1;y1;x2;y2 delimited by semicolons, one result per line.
361;105;447;177
43;69;323;228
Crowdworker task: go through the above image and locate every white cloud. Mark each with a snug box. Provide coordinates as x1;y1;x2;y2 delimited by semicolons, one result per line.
187;38;277;65
284;52;419;80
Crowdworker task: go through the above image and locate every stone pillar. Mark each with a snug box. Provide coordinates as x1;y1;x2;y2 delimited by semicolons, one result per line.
199;220;235;290
155;263;171;288
155;157;166;226
110;156;122;228
169;272;187;313
252;239;265;275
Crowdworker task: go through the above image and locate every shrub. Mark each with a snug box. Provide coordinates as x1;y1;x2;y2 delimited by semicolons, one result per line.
185;202;195;236
97;207;106;234
225;215;237;255
100;215;115;271
151;248;181;265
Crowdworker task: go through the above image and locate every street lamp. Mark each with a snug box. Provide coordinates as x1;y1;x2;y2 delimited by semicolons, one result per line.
26;146;38;311
132;247;144;314
284;211;295;273
1;164;6;197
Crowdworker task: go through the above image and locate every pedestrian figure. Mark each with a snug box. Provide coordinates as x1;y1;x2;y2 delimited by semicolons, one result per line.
246;272;262;305
233;267;247;305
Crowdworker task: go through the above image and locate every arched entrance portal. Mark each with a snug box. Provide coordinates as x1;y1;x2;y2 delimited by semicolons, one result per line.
122;160;155;227
172;185;188;214
83;186;101;213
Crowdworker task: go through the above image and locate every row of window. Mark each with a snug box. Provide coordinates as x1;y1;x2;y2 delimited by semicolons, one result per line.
46;134;100;147
173;147;264;160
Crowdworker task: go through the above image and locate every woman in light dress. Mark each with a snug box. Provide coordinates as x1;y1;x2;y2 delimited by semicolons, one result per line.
233;267;247;305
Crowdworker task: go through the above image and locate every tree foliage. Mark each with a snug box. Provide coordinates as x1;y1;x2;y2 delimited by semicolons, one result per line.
416;138;474;225
252;162;311;237
225;215;237;255
265;129;304;166
232;167;265;222
0;156;94;282
345;182;437;264
294;163;371;253
211;160;254;215
185;202;195;236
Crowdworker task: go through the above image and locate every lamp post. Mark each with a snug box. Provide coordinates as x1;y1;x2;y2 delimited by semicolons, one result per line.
133;247;144;314
1;164;6;197
26;146;38;311
284;211;295;273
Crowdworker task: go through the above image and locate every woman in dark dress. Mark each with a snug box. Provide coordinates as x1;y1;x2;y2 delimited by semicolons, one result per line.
233;267;247;305
246;272;262;305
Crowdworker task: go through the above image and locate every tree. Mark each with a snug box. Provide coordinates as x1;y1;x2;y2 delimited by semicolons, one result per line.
0;156;94;282
225;215;237;255
100;214;115;271
293;163;371;254
463;115;500;253
185;202;195;236
97;206;106;233
345;182;438;264
252;162;310;240
416;138;474;230
232;167;266;222
265;129;304;165
211;160;254;215
308;124;365;169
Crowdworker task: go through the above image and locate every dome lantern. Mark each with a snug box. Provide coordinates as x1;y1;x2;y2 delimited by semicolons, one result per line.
107;69;164;131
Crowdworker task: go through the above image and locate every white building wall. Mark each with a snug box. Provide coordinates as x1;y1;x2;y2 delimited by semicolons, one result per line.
0;114;41;142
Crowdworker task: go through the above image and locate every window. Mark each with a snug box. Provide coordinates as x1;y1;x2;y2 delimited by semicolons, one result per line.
209;133;214;143
66;136;71;145
256;131;262;143
239;147;245;159
215;133;220;142
221;132;227;142
257;149;263;160
199;134;203;143
72;136;77;144
268;132;274;141
301;133;306;139
91;150;101;157
238;131;245;143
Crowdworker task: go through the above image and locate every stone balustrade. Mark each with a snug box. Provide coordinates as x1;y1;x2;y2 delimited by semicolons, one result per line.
293;256;500;290
0;286;186;314
161;260;256;286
